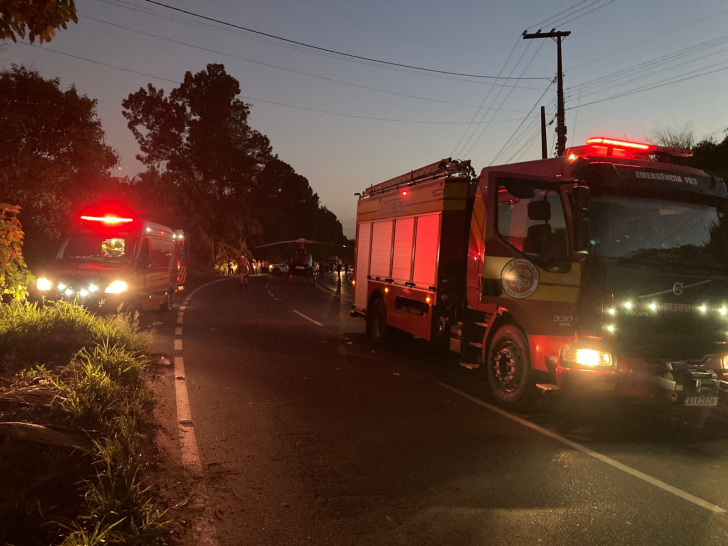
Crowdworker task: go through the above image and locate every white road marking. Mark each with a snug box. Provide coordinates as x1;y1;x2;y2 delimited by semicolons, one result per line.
267;290;275;297
438;383;727;514
175;326;183;336
173;357;199;467
179;305;186;311
174;339;183;351
293;309;323;326
177;316;184;325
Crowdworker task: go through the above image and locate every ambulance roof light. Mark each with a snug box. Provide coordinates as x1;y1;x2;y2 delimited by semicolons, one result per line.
80;215;134;224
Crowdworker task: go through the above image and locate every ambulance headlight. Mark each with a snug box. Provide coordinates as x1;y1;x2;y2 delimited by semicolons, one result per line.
104;280;128;294
36;277;52;291
562;345;613;367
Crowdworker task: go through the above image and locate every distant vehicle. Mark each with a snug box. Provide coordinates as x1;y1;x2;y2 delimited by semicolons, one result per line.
268;261;289;276
33;212;187;313
352;140;728;411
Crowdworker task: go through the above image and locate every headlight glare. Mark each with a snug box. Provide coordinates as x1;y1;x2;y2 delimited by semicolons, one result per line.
721;356;728;370
562;345;613;367
36;277;52;291
104;280;128;294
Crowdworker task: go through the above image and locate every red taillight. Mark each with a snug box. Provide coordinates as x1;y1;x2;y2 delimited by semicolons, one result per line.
80;215;134;224
401;190;408;197
586;137;651;150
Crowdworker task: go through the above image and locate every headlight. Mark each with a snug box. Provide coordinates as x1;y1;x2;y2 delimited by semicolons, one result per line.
36;277;52;291
562;345;613;367
721;356;728;370
104;280;128;294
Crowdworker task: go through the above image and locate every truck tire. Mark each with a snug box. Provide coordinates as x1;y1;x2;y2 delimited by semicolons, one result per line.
160;289;173;312
485;325;539;411
368;297;394;347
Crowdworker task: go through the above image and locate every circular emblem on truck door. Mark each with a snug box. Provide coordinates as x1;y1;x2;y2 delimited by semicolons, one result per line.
501;259;539;299
673;282;683;296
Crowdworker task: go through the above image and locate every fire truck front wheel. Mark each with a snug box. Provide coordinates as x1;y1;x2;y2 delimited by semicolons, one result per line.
368;297;395;347
485;325;539;411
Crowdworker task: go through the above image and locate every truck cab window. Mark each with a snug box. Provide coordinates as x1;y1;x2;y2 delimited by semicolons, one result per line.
497;184;568;260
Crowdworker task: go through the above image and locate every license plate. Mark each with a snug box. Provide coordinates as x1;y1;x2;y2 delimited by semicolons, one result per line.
684;396;718;407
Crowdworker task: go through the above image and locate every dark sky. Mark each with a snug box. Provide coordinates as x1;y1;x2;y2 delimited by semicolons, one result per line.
3;0;728;233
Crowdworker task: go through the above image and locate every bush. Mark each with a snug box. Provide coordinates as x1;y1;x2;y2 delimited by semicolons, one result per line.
0;301;167;544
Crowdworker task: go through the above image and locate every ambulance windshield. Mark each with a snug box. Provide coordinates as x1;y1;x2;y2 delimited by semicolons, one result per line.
56;232;139;264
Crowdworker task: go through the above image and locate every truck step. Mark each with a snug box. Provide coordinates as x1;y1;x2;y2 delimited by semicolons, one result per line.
468;341;483;349
460;362;480;370
536;383;559;392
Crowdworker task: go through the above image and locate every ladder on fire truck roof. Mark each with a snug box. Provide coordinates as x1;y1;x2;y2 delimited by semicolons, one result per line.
363;158;473;197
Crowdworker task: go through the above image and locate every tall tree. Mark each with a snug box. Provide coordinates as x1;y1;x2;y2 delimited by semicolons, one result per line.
0;66;118;266
123;63;273;266
0;0;77;43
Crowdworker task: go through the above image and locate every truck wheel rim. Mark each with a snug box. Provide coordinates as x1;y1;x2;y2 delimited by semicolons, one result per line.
491;342;522;395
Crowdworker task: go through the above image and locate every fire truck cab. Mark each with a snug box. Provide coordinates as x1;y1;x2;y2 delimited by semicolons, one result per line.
353;139;728;410
34;213;187;313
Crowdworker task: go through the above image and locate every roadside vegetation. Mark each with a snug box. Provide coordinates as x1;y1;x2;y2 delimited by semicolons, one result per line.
0;301;168;545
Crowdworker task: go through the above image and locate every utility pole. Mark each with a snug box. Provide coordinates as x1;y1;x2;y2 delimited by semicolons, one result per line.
540;106;547;159
523;29;571;156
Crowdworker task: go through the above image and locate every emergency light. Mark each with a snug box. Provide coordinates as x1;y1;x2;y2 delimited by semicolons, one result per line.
566;136;693;160
80;215;134;224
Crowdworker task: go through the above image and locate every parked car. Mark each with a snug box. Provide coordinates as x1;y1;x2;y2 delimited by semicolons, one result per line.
268;261;289;276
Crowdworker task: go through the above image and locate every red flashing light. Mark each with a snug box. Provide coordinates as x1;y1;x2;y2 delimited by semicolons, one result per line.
80;215;134;224
586;137;651;151
401;190;408;197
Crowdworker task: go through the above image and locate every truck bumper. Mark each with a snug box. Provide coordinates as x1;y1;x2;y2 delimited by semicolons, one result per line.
555;354;728;404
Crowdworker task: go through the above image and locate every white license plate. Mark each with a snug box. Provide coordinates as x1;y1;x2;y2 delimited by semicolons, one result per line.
685;396;718;407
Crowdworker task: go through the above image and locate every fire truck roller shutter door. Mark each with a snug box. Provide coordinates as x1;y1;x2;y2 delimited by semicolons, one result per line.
391;217;415;284
370;220;394;279
413;213;441;288
354;222;372;310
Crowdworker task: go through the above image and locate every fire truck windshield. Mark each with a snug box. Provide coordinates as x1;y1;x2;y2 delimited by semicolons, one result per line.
589;195;728;271
56;232;139;264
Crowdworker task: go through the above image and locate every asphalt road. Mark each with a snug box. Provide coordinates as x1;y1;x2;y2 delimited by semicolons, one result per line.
147;273;728;545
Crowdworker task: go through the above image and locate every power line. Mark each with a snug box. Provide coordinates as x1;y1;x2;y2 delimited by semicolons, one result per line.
93;0;543;86
568;45;728;101
525;0;590;32
449;37;523;158
566;34;728;94
13;42;537;126
552;0;616;29
569;6;728;72
82;14;540;115
565;62;728;110
141;0;551;81
489;82;554;165
461;39;549;159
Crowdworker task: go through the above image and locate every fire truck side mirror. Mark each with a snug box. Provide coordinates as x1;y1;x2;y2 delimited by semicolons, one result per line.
572;185;590;211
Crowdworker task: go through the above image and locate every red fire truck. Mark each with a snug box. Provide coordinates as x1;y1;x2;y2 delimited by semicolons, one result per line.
34;212;187;313
352;137;728;410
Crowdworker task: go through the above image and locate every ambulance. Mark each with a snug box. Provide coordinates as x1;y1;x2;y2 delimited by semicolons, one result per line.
34;212;187;313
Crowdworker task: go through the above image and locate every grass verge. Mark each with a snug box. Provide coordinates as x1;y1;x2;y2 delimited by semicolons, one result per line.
0;301;168;545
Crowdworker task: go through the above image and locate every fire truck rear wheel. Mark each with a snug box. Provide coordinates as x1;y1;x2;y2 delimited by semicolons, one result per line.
368;297;394;347
485;325;539;411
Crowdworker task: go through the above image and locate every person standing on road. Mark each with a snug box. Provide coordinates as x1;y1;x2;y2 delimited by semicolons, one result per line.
336;261;342;281
227;258;234;276
344;261;350;282
238;255;251;291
